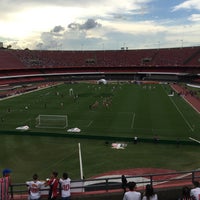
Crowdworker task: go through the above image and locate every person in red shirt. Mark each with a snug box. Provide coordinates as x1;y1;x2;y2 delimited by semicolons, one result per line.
45;171;59;200
0;168;12;200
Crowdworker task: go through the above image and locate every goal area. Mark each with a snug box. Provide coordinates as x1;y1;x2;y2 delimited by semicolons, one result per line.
35;115;68;129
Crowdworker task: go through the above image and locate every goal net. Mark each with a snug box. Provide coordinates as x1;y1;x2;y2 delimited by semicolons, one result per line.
35;115;68;129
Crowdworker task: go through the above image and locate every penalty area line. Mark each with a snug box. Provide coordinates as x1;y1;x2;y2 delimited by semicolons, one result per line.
87;120;93;127
189;137;200;144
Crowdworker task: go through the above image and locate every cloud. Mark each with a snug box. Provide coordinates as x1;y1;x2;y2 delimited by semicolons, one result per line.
34;18;103;50
80;19;102;30
0;0;200;50
188;14;200;21
51;25;65;33
172;0;200;11
0;0;149;13
68;19;102;30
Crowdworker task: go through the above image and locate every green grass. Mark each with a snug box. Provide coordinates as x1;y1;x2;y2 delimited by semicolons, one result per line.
0;82;200;182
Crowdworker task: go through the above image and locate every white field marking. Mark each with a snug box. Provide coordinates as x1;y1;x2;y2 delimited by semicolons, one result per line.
189;137;200;144
89;111;133;115
87;120;93;127
182;96;200;114
169;96;194;132
170;84;200;114
131;113;136;129
162;85;194;132
154;172;192;187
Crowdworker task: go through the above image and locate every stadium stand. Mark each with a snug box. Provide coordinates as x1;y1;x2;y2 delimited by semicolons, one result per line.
0;50;25;69
0;46;199;86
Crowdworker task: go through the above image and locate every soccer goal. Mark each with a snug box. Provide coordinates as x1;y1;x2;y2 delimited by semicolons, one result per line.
35;115;68;129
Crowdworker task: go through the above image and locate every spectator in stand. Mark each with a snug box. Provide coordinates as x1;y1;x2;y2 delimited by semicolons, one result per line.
190;181;200;200
142;184;158;200
26;173;45;200
123;181;141;200
59;172;71;200
45;171;59;200
178;186;192;200
0;168;12;200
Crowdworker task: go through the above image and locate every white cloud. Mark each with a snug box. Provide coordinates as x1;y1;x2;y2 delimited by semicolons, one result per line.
0;6;85;39
188;14;200;21
172;0;200;11
0;0;200;50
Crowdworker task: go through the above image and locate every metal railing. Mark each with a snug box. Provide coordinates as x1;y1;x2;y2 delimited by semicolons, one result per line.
9;169;200;199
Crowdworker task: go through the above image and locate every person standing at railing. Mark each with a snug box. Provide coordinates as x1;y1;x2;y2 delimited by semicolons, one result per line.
142;184;158;200
45;171;59;200
26;174;45;200
122;181;141;200
178;186;192;200
190;181;200;200
0;168;12;200
59;172;71;200
121;175;128;194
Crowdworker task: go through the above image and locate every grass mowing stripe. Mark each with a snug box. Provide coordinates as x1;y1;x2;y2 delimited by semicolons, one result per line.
131;113;135;129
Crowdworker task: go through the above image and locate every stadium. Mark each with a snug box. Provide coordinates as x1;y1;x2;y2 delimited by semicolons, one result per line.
0;45;200;199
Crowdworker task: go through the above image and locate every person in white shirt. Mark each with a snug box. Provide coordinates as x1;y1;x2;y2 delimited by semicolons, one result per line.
142;184;158;200
123;181;141;200
26;174;45;200
190;181;200;200
59;172;71;200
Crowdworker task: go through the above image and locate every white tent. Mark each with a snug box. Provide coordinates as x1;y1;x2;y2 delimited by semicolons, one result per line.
97;79;107;85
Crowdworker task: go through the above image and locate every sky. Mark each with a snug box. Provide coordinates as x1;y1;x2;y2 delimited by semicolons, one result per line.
0;0;200;50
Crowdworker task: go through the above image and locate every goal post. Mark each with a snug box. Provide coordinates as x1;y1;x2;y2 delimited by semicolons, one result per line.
35;115;68;129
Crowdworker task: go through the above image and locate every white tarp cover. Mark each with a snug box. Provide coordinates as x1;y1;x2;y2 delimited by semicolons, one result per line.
111;143;127;149
16;125;30;131
67;127;81;133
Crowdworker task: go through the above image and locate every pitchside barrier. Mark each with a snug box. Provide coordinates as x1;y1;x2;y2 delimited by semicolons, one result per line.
6;169;200;200
0;130;199;146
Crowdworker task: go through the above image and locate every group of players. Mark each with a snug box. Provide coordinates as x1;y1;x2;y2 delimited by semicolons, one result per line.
26;171;71;200
0;169;71;200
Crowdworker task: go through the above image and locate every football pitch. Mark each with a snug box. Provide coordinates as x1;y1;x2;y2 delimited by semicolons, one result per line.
0;82;200;182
